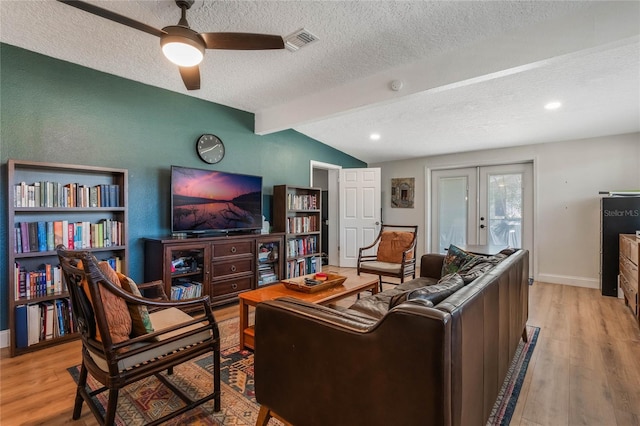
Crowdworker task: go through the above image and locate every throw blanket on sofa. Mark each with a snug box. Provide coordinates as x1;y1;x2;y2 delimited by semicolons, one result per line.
349;245;515;319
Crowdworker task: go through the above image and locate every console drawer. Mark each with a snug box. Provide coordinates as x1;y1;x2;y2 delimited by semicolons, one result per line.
212;240;253;258
620;273;638;316
211;276;252;297
212;258;253;278
620;255;638;284
620;235;639;265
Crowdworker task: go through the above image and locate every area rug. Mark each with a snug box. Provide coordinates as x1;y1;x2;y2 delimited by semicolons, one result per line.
68;318;539;425
486;325;540;426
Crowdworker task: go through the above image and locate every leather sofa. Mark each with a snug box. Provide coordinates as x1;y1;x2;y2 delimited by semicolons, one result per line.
254;249;529;426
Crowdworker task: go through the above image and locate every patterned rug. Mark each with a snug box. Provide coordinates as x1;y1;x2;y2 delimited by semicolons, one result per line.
68;318;539;425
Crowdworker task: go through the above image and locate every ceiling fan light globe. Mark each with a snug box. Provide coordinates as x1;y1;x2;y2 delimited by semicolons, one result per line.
162;42;203;66
161;26;205;67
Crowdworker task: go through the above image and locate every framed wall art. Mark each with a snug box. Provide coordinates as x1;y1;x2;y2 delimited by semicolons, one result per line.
391;177;415;208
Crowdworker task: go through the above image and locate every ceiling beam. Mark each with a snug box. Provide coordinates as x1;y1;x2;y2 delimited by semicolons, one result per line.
254;2;640;135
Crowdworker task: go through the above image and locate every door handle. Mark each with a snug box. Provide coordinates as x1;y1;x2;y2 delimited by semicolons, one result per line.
480;224;486;229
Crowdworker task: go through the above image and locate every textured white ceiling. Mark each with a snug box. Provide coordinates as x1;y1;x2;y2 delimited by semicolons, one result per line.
1;0;639;163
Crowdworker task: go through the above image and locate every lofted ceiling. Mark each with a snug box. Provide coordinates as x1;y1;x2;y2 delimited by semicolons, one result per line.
1;0;638;163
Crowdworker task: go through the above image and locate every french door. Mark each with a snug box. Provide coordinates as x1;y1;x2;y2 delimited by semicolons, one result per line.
431;163;533;270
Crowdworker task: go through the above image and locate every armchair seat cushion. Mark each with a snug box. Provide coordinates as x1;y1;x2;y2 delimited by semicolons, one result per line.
88;307;212;372
358;261;404;274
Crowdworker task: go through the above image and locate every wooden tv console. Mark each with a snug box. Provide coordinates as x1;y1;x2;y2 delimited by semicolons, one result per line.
144;233;285;307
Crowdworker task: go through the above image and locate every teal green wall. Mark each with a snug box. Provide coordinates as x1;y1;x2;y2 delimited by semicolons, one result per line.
0;43;366;330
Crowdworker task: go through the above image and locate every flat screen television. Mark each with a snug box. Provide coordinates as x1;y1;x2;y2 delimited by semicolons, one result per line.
171;165;263;235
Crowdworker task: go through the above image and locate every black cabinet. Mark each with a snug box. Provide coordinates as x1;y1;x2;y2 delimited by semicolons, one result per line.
600;196;640;296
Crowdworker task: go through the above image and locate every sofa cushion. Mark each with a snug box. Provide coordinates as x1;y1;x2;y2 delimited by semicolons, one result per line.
457;252;511;284
441;245;477;276
376;231;415;263
397;276;439;291
348;287;406;319
389;273;464;309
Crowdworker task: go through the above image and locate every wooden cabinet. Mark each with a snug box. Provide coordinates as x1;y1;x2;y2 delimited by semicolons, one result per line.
143;233;284;306
272;185;322;278
620;234;639;327
7;159;128;356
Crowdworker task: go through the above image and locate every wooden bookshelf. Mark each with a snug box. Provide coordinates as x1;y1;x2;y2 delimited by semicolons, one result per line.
272;185;322;278
7;159;128;356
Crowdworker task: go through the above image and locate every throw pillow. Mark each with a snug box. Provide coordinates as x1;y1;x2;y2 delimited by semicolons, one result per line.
376;231;415;263
96;262;133;344
78;259;132;343
441;244;476;276
117;272;155;337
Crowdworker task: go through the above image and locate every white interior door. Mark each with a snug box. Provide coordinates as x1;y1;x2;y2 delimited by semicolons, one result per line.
339;168;381;267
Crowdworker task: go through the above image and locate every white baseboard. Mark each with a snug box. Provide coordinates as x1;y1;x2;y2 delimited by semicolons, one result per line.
535;273;599;289
0;329;9;349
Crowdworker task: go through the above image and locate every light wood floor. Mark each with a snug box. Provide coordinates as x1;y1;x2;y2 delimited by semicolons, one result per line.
1;267;639;425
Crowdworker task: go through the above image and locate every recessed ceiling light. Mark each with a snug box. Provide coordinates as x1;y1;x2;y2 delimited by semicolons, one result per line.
544;101;562;110
370;133;381;141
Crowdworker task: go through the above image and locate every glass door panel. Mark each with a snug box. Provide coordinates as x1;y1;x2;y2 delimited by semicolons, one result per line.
431;168;477;254
485;172;523;247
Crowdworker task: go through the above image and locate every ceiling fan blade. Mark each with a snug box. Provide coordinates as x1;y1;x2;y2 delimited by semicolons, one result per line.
179;66;200;90
56;0;166;38
200;33;284;50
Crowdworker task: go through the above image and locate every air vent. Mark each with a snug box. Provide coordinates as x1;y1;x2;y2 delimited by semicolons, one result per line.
284;28;319;52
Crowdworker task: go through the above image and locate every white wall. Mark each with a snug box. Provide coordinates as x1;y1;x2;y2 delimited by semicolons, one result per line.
371;132;640;288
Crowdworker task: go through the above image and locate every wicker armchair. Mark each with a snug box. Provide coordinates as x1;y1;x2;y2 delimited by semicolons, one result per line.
357;225;418;291
56;246;220;425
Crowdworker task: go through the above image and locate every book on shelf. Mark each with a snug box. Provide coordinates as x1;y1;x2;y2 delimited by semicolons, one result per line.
27;304;40;346
43;302;55;340
15;305;28;349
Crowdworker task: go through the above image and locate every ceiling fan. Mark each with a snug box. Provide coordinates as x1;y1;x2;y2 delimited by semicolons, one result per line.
57;0;285;90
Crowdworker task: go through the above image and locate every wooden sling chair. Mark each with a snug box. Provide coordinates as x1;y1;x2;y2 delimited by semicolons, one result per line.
357;224;418;291
56;246;221;426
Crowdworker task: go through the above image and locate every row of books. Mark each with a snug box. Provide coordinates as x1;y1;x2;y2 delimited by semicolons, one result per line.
258;263;279;286
14;298;76;348
258;242;280;286
286;215;318;234
13;219;123;253
287;193;318;211
14;181;121;208
170;280;203;300
13;262;65;300
287;236;319;258
13;257;121;300
287;256;319;278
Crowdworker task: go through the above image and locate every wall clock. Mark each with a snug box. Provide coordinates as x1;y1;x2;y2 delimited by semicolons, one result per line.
196;134;225;164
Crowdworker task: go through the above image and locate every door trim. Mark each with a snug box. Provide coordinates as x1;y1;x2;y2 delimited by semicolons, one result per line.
310;161;342;267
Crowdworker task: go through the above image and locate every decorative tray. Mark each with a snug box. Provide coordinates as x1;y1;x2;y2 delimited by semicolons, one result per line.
282;273;347;293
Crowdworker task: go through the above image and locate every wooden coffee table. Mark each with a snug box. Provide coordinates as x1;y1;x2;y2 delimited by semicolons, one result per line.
238;274;379;350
